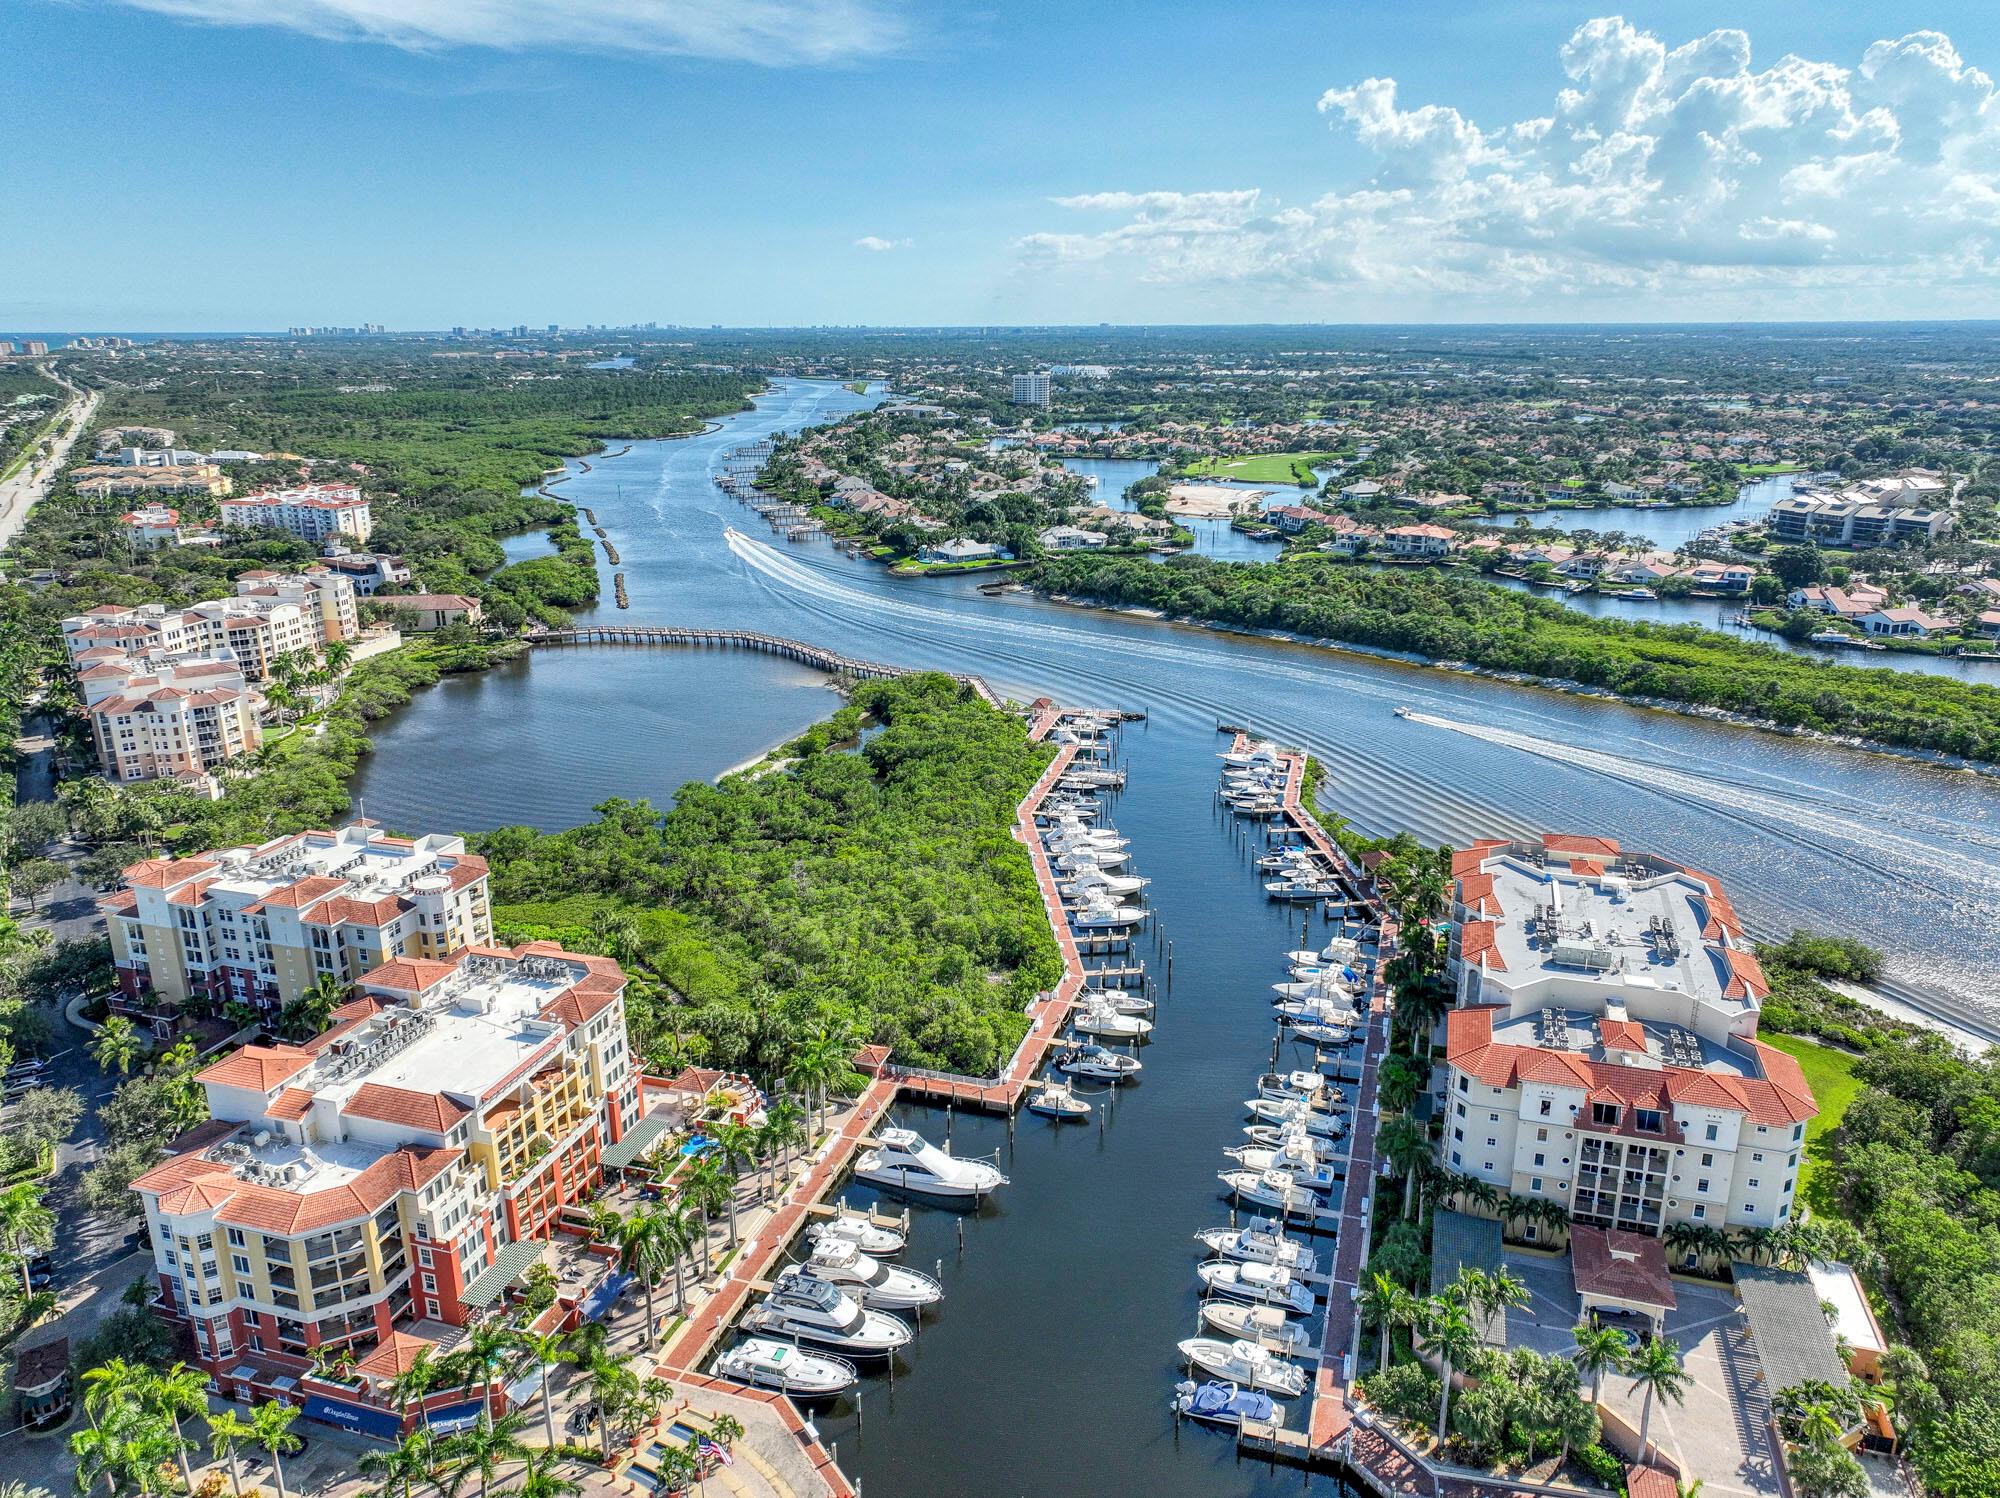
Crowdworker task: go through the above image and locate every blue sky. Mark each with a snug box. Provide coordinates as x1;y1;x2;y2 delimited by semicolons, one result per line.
4;0;1998;329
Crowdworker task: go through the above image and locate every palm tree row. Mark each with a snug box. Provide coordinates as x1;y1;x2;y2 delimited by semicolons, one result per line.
76;1361;302;1498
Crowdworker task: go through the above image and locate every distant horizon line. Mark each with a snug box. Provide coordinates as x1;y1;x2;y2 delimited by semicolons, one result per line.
10;317;2000;340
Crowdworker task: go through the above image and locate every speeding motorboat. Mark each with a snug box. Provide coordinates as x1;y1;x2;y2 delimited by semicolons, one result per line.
1027;1079;1091;1120
1195;1259;1315;1314
1194;1226;1320;1276
1054;1043;1141;1082
742;1274;911;1356
1201;1299;1315;1353
1172;1379;1286;1431
1071;998;1152;1040
852;1127;1008;1202
807;1211;906;1258
1176;1338;1309;1398
794;1245;941;1311
711;1337;858;1399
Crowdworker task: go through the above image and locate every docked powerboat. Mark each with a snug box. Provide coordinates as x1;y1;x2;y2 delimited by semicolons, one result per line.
1172;1379;1286;1431
1058;866;1149;899
1219;740;1283;769
1227;1143;1340;1188
1194;1226;1320;1276
1272;975;1355;1001
712;1337;858;1399
807;1211;905;1258
1255;1070;1338;1104
1176;1338;1309;1398
1027;1079;1091;1120
1054;1043;1141;1082
1265;878;1340;902
1245;1098;1344;1138
1070;898;1148;931
1291;1020;1354;1047
742;1273;911;1356
1071;999;1152;1040
1274;993;1358;1024
795;1245;942;1311
1220;1166;1333;1211
1195;1259;1315;1314
852;1127;1008;1202
1087;985;1153;1016
1201;1299;1315;1353
1056;844;1132;871
1234;1125;1339;1164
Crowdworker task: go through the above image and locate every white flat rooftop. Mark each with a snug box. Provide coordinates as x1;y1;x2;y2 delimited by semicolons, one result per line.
213;1127;391;1194
204;825;463;905
313;967;573;1108
1480;856;1739;1009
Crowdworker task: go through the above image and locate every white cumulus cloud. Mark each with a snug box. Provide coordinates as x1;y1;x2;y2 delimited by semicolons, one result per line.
105;0;912;65
854;235;913;252
1018;19;2000;316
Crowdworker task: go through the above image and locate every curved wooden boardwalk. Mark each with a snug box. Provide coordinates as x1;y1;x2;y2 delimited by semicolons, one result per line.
526;623;1001;704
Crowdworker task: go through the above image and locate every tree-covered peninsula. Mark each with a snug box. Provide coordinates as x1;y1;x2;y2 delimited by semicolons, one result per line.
1027;551;2000;763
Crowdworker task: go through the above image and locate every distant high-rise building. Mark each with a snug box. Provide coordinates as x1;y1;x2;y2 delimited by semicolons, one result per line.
0;342;16;356
546;324;559;335
23;341;49;356
1011;372;1052;407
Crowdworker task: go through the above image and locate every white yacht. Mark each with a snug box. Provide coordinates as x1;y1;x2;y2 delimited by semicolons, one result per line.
1291;1020;1354;1047
1045;824;1126;851
1027;1079;1090;1121
794;1245;941;1311
1230;1126;1337;1166
1070;898;1148;931
806;1211;905;1258
1201;1299;1314;1353
712;1337;857;1399
1176;1338;1309;1398
1089;986;1154;1016
1071;999;1152;1040
852;1127;1008;1202
1195;1259;1314;1314
1055;845;1132;871
1194;1226;1320;1276
1265;878;1340;902
1228;1140;1340;1184
1218;740;1282;769
1054;1043;1141;1082
1255;1070;1336;1104
1272;974;1355;1002
1058;866;1149;898
1220;1165;1333;1211
742;1274;912;1356
1244;1098;1344;1138
1244;1121;1342;1153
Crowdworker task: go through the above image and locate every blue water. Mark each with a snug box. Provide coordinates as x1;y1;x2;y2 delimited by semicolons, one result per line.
1058;455;1285;561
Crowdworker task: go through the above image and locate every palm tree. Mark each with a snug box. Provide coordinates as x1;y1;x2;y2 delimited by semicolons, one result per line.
1421;1299;1482;1448
513;1450;581;1498
141;1363;209;1494
436;1410;529;1498
322;639;354;675
385;1347;447;1430
683;1155;739;1253
1731;1224;1779;1265
280;972;349;1042
90;1015;143;1077
1359;1271;1419;1373
707;1412;744;1450
80;1356;146;1431
358;1426;440;1498
247;1399;304;1498
765;1098;806;1182
0;1183;56;1299
713;1119;759;1199
1570;1322;1630;1402
73;1403;176;1497
207;1409;259;1498
1627;1337;1693;1463
1376;1115;1431;1220
617;1209;679;1347
455;1320;522;1431
651;1201;698;1315
583;1356;639;1461
509;1328;574;1453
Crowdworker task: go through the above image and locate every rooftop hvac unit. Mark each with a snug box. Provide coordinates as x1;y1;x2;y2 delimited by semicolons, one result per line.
251;1130;272;1148
1550;939;1615;971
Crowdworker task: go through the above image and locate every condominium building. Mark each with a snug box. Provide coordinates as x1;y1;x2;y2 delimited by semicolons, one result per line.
101;821;492;1021
219;484;374;544
62;569;358;681
121;505;185;549
72;464;232;499
80;653;261;785
1011;372;1052;407
1440;833;1817;1244
131;942;636;1426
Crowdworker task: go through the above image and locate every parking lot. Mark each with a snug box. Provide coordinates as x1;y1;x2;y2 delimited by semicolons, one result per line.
1501;1251;1781;1498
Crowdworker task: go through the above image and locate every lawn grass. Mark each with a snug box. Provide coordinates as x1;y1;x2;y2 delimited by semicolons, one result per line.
1180;451;1342;485
1763;1032;1862;1216
1737;462;1807;476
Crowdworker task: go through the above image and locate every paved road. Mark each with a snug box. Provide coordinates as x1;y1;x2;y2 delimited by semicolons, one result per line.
0;366;96;552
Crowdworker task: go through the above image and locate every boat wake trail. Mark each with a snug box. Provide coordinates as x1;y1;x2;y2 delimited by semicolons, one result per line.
1400;710;1999;905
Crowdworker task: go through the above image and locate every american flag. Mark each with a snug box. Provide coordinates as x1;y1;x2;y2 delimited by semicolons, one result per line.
698;1437;734;1468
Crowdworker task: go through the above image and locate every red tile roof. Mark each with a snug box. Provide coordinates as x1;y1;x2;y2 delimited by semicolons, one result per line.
360;957;461;994
248;875;347;912
266;1088;314;1122
343;1084;469;1134
1457;920;1507;972
1543;833;1623;858
1571;1225;1677;1309
1599;1018;1647;1053
197;1045;315;1092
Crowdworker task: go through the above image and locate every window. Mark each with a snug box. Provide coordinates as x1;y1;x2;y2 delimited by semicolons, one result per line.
1701;1152;1714;1167
1533;1152;1545;1167
1696;1178;1710;1193
1450;1151;1461;1167
1591;1102;1620;1127
1455;1102;1466;1119
417;1249;432;1268
1692;1203;1707;1220
1453;1127;1463;1143
421;1274;437;1293
1746;1177;1760;1189
227;1228;246;1247
1538;1099;1552;1116
1488;1112;1498;1122
232;1255;250;1276
1457;1077;1469;1094
1784;1179;1795;1194
1752;1151;1764;1163
1530;1177;1543;1192
1793;1123;1804;1141
1485;1137;1497;1148
1635;1109;1663;1133
1704;1123;1719;1142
